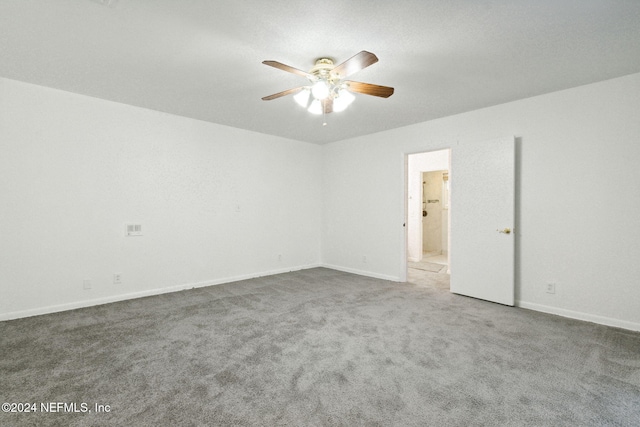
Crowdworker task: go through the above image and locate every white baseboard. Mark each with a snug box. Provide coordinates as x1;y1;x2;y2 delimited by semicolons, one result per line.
6;266;638;333
516;300;640;332
321;263;400;282
0;263;321;322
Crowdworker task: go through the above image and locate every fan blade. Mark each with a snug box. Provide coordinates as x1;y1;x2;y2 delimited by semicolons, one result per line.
345;81;394;98
262;87;305;101
262;60;313;78
331;51;379;79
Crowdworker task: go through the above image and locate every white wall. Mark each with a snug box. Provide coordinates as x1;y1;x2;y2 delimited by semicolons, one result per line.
0;78;322;320
323;72;640;331
3;72;640;331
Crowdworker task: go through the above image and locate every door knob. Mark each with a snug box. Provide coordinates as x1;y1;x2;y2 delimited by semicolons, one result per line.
497;228;511;234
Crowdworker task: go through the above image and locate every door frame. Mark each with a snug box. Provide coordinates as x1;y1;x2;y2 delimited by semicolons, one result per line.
401;148;452;283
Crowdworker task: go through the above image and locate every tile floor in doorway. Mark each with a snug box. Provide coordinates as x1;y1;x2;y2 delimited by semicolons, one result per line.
408;252;449;289
422;253;448;266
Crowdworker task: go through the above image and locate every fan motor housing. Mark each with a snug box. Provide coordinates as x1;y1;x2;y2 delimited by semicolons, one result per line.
310;58;335;77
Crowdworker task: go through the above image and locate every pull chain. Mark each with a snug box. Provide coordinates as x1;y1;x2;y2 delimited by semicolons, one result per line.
322;99;328;126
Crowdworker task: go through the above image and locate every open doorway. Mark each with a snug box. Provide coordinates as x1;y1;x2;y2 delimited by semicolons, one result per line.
406;149;451;286
417;170;449;271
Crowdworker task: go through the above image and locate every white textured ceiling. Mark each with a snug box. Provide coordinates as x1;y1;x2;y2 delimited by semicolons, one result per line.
2;0;640;144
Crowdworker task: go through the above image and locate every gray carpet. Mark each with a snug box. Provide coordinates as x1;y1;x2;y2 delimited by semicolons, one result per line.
1;267;639;426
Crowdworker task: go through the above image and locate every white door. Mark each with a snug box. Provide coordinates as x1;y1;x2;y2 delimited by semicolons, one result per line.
450;136;515;306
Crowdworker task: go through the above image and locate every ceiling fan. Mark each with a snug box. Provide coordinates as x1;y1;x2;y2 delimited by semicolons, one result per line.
261;51;394;116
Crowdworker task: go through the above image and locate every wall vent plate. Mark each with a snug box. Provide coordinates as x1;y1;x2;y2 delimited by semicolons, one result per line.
126;224;142;236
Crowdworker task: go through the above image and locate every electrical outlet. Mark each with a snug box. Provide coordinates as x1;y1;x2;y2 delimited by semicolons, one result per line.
546;283;556;294
363;255;367;264
278;254;282;262
125;224;142;236
113;273;122;284
83;279;92;290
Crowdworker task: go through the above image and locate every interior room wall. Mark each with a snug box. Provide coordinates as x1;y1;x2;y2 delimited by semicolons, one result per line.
0;77;322;320
3;72;640;332
322;72;640;331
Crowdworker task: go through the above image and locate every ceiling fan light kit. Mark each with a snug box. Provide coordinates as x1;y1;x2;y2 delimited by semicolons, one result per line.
262;51;394;120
